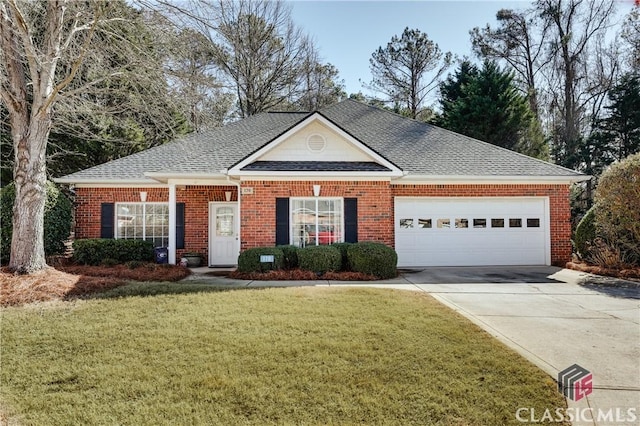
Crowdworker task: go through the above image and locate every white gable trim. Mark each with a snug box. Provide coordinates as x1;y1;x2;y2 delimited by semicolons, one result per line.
228;113;403;177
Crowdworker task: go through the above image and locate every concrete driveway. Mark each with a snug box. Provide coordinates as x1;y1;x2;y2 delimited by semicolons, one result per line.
396;267;640;426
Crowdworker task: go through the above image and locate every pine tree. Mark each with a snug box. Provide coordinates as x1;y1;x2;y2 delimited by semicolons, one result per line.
438;60;547;158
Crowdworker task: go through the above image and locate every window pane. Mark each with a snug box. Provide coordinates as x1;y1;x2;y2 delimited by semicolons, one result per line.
491;218;504;228
418;219;432;228
291;198;342;246
437;219;450;228
292;199;315;247
455;218;468;229
509;218;522;228
473;219;487;228
116;203;169;247
400;219;413;228
216;206;234;237
527;218;540;228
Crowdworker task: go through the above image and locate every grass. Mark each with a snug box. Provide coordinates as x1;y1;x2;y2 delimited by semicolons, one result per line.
1;284;567;425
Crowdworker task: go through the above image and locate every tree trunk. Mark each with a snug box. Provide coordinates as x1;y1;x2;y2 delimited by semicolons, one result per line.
9;115;51;273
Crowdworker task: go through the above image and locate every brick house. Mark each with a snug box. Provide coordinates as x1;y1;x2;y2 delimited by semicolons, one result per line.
55;100;587;267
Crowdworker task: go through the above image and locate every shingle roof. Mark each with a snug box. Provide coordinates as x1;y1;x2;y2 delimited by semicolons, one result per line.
57;99;583;182
320;100;581;177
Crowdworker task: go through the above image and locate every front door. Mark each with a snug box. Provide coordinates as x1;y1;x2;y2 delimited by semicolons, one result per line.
209;202;239;266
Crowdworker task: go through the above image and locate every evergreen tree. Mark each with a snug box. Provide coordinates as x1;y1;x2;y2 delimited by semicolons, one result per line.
594;73;640;162
438;60;547;158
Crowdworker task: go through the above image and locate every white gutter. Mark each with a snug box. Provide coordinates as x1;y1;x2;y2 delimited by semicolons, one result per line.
395;174;591;184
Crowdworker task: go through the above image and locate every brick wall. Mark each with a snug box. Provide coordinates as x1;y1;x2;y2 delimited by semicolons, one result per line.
75;181;572;266
239;181;393;249
74;185;237;260
391;183;572;265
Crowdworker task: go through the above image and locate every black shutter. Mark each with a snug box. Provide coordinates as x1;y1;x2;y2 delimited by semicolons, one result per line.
344;198;358;243
100;203;115;238
275;198;289;246
176;202;185;249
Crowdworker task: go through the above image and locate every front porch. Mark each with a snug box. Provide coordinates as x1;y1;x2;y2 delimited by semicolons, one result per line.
73;184;240;267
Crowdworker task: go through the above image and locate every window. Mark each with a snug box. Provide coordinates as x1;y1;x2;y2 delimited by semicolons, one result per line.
455;218;469;229
473;219;487;228
400;218;414;228
491;218;504;228
291;198;343;247
437;218;450;228
418;218;432;228
509;218;522;228
527;218;541;228
116;203;169;247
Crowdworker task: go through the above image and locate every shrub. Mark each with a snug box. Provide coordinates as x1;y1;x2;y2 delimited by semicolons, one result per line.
1;181;72;264
594;153;640;266
298;245;341;274
347;242;398;279
574;206;596;259
276;245;299;269
73;239;154;266
330;242;353;271
237;247;284;273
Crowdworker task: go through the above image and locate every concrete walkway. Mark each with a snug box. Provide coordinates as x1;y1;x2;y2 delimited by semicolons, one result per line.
186;266;639;425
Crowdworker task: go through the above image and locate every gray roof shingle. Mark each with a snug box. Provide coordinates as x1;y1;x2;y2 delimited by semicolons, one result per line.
57;99;583;182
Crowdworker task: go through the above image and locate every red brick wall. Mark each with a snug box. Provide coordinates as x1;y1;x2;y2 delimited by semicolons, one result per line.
390;184;572;265
75;182;572;266
239;181;393;249
74;186;237;260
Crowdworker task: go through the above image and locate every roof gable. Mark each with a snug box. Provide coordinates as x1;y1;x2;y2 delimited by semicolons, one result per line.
229;113;403;177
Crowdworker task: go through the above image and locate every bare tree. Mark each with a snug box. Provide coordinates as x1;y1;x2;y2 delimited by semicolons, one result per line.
368;27;452;120
0;0;184;273
156;0;315;118
621;6;640;70
470;9;552;119
1;0;103;272
296;49;346;111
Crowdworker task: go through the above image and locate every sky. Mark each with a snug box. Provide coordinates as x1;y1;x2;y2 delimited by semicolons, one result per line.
287;0;636;97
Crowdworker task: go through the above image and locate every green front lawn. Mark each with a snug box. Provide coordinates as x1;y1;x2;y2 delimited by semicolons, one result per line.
1;283;566;425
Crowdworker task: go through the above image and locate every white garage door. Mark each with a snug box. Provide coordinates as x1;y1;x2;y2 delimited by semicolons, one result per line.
395;197;550;267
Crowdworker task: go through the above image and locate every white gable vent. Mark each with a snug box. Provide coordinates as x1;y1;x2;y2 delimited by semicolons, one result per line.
306;134;326;152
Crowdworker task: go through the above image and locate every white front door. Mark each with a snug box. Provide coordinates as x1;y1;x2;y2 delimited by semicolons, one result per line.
209;202;239;266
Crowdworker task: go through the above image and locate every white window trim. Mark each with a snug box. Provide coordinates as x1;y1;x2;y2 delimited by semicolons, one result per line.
115;202;169;245
290;197;344;246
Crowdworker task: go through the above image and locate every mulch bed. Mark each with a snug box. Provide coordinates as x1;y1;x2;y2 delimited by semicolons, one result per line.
1;263;190;307
565;261;640;282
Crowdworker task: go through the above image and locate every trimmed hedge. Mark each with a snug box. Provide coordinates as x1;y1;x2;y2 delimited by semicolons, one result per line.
330;242;353;271
1;182;72;264
298;245;341;274
276;245;299;269
73;239;154;266
237;247;284;272
574;206;596;259
347;242;397;279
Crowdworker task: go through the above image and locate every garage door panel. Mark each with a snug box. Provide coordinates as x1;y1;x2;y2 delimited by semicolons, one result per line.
395;198;549;267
